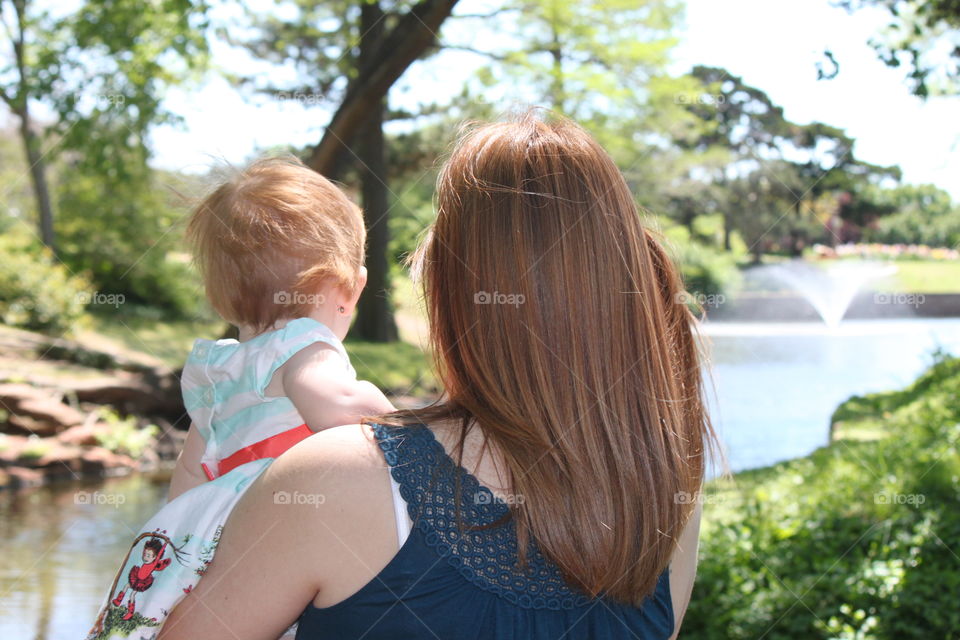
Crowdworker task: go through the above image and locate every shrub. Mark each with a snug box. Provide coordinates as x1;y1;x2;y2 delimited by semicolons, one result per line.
0;234;91;333
56;165;205;318
94;409;159;459
685;356;960;639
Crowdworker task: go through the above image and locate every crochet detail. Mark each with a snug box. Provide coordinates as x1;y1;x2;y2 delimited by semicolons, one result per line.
371;423;591;611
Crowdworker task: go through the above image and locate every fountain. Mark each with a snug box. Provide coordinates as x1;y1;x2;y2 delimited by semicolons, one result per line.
742;260;897;327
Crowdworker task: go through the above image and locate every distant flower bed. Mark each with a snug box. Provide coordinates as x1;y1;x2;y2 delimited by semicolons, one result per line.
812;243;960;261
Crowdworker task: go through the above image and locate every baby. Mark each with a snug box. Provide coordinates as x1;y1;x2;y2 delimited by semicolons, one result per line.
169;156;393;497
87;158;393;639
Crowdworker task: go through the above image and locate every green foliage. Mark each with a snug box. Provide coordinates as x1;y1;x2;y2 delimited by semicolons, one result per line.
344;339;436;396
662;219;741;298
0;234;90;333
55;165;203;317
863;184;960;248
686;356;960;638
0;0;208;249
471;0;681;120
94;409;159;459
833;0;960;97
18;436;52;462
93;604;161;639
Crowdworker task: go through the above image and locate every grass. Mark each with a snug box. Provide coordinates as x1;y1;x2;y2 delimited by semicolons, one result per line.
79;306;436;397
685;355;960;639
78;310;222;368
874;260;960;294
90;604;161;639
806;258;960;294
344;338;436;396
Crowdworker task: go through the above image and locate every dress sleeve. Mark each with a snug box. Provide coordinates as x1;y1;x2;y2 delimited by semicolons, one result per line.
251;318;356;398
181;339;219;462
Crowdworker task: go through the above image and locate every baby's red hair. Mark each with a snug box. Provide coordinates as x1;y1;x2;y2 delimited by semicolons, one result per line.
187;157;365;332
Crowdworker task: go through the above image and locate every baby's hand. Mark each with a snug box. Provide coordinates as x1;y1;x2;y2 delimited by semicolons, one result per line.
278;343;395;431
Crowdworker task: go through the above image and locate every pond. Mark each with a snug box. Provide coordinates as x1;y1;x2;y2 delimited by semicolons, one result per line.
2;317;960;638
704;318;960;472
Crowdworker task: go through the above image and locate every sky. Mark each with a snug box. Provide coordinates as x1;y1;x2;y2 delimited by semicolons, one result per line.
147;0;959;198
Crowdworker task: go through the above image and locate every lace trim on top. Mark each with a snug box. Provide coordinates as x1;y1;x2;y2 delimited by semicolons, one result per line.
371;423;591;611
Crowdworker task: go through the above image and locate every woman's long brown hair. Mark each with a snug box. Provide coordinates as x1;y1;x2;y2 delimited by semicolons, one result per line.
384;112;716;605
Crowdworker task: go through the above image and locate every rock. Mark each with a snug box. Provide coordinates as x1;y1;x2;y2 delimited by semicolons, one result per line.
72;371;184;420
154;419;187;462
0;384;87;436
57;422;106;447
0;434;28;462
80;447;135;473
0;383;49;403
32;441;84;469
6;397;85;436
0;466;43;490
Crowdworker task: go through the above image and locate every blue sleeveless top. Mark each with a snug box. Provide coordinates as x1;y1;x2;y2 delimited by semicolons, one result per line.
296;424;674;639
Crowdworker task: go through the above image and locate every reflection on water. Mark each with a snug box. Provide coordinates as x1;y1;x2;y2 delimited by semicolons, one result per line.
0;474;169;640
2;318;960;638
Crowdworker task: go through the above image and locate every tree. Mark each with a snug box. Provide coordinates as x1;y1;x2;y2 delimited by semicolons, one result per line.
674;66;793;250
864;183;960;247
0;0;59;249
0;0;208;258
675;66;901;253
229;0;459;342
726;161;815;262
463;0;690;168
829;0;960;97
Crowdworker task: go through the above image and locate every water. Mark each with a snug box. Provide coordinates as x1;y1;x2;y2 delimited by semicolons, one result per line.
704;318;960;471
2;318;960;638
743;260;898;327
0;474;170;640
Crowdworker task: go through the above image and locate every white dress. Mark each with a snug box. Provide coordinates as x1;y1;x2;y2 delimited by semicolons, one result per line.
86;318;354;639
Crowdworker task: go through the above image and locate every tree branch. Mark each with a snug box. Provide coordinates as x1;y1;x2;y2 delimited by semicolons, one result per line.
450;9;520;19
306;0;460;175
438;43;507;61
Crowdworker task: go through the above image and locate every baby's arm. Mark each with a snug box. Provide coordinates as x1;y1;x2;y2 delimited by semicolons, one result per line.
280;343;395;431
168;422;208;501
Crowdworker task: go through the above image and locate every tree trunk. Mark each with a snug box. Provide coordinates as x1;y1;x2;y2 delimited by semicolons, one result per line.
352;2;398;343
306;0;460;175
18;108;56;252
722;211;732;251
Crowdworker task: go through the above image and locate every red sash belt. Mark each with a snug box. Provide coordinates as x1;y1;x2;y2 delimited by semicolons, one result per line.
201;423;313;480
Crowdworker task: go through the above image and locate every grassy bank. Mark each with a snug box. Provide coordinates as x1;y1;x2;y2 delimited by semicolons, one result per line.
80;311;436;396
685;355;960;639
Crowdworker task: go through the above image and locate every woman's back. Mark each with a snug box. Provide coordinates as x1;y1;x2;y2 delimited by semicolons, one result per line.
161;113;711;640
296;424;674;640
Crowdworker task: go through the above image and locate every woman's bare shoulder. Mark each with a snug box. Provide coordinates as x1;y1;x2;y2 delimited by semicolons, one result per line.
262;423;388;497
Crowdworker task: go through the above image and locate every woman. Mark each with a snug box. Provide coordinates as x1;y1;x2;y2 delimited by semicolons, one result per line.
161;113;716;639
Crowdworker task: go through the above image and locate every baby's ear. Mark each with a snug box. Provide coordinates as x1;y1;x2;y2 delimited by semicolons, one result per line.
356;266;368;292
346;267;367;307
